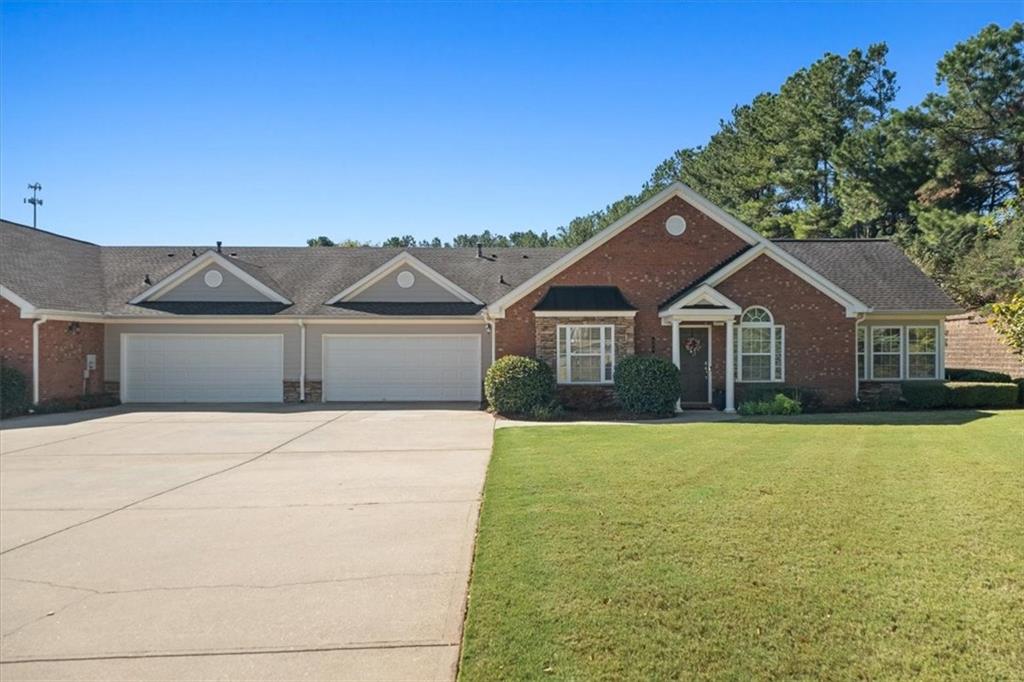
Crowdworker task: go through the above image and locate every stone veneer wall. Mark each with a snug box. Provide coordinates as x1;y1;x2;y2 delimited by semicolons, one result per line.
284;380;323;403
534;316;635;409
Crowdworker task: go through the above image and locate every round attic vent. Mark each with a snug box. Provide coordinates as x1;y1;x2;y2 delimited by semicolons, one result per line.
396;270;416;289
665;214;687;236
204;269;224;288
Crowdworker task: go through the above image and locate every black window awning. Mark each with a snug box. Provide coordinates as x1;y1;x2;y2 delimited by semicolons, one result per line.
533;286;636;312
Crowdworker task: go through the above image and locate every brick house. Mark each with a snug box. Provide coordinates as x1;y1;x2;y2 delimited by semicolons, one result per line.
1;183;958;410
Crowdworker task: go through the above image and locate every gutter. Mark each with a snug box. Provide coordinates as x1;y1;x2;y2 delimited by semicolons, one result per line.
298;320;306;402
32;316;46;404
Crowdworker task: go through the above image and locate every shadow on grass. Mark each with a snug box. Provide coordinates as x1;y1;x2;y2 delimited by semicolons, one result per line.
0;401;486;430
734;409;1010;427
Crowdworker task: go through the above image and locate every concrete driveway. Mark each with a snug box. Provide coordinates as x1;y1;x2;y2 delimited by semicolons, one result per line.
0;404;494;681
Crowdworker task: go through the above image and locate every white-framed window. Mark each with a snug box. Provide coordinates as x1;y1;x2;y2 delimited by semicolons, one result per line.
871;327;903;380
556;325;615;384
907;326;939;379
735;306;784;382
857;326;868;380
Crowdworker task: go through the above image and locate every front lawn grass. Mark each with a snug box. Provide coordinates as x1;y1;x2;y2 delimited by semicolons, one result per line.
459;410;1023;680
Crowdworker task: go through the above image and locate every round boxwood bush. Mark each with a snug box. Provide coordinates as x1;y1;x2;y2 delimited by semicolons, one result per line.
1;364;29;418
613;355;680;415
484;355;555;415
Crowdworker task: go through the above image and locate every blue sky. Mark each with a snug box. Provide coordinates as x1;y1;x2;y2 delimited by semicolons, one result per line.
1;2;1018;246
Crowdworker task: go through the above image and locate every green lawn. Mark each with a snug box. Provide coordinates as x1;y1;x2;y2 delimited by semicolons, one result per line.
459;410;1023;681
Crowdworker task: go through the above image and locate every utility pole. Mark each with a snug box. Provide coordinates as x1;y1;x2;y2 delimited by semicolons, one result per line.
23;183;43;228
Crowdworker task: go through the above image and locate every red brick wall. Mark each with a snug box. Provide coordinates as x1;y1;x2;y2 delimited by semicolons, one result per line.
0;296;106;402
715;254;856;406
494;195;857;407
945;311;1024;378
498;195;748;359
1;297;34;378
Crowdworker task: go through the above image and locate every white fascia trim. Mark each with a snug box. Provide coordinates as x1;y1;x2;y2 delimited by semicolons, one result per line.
487;182;768;316
661;312;738;324
705;244;870;317
103;315;485;325
864;310;961;319
534;310;637;318
1;286;37;314
659;284;742;316
29;309;106;322
128;251;292;305
326;252;483;305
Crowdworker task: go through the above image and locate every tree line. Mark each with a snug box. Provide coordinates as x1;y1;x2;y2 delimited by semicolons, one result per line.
308;23;1022;309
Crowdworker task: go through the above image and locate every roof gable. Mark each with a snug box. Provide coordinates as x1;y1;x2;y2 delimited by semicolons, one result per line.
128;251;292;305
486;183;767;316
326;252;483;305
660;284;742;317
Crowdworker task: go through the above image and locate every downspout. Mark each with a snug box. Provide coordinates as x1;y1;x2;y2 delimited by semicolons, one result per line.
32;316;46;404
298;320;306;402
854;314;866;402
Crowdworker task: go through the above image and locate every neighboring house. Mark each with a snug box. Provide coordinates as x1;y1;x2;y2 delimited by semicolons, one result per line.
0;183;958;410
945;311;1024;378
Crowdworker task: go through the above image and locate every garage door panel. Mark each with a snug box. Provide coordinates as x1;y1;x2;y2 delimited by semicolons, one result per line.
124;335;284;403
323;335;480;402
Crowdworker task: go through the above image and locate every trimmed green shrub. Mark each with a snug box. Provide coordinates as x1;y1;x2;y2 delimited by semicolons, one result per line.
484;356;555;415
1;364;29;418
901;381;950;409
945;368;1013;383
613;355;680;415
739;383;823;412
738;393;802;416
1016;378;1024;405
946;381;1018;408
527;402;565;422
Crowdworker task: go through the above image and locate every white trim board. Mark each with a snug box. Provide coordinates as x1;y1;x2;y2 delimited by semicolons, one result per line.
534;310;637;318
700;244;869;317
128;251;292;305
659;284;742;317
0;286;36;314
487;182;769;317
486;181;869;318
326;252;483;305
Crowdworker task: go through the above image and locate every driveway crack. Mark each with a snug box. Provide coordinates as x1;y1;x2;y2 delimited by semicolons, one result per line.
0;412;351;556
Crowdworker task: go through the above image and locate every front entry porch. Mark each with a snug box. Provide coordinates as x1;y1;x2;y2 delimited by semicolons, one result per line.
661;290;741;412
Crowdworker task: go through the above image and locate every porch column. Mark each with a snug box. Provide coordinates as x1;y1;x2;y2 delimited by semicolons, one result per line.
671;320;680;368
725;319;736;413
671;320;681;413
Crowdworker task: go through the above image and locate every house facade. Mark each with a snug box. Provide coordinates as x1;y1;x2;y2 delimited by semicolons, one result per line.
0;184;958;411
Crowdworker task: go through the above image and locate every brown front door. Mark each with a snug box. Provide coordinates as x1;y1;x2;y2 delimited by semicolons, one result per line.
678;327;710;404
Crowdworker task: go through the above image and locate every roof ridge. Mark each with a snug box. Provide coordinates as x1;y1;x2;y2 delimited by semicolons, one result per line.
0;219;100;246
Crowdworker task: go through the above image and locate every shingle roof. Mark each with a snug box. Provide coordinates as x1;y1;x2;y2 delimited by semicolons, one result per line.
533;286;636;311
1;219;956;317
0;220;105;312
96;246;569;317
772;239;958;311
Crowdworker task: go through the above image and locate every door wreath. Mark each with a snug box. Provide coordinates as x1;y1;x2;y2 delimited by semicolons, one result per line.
684;337;703;356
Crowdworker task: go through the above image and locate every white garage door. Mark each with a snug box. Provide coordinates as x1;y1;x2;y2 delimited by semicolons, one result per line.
323;334;481;402
122;334;284;403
